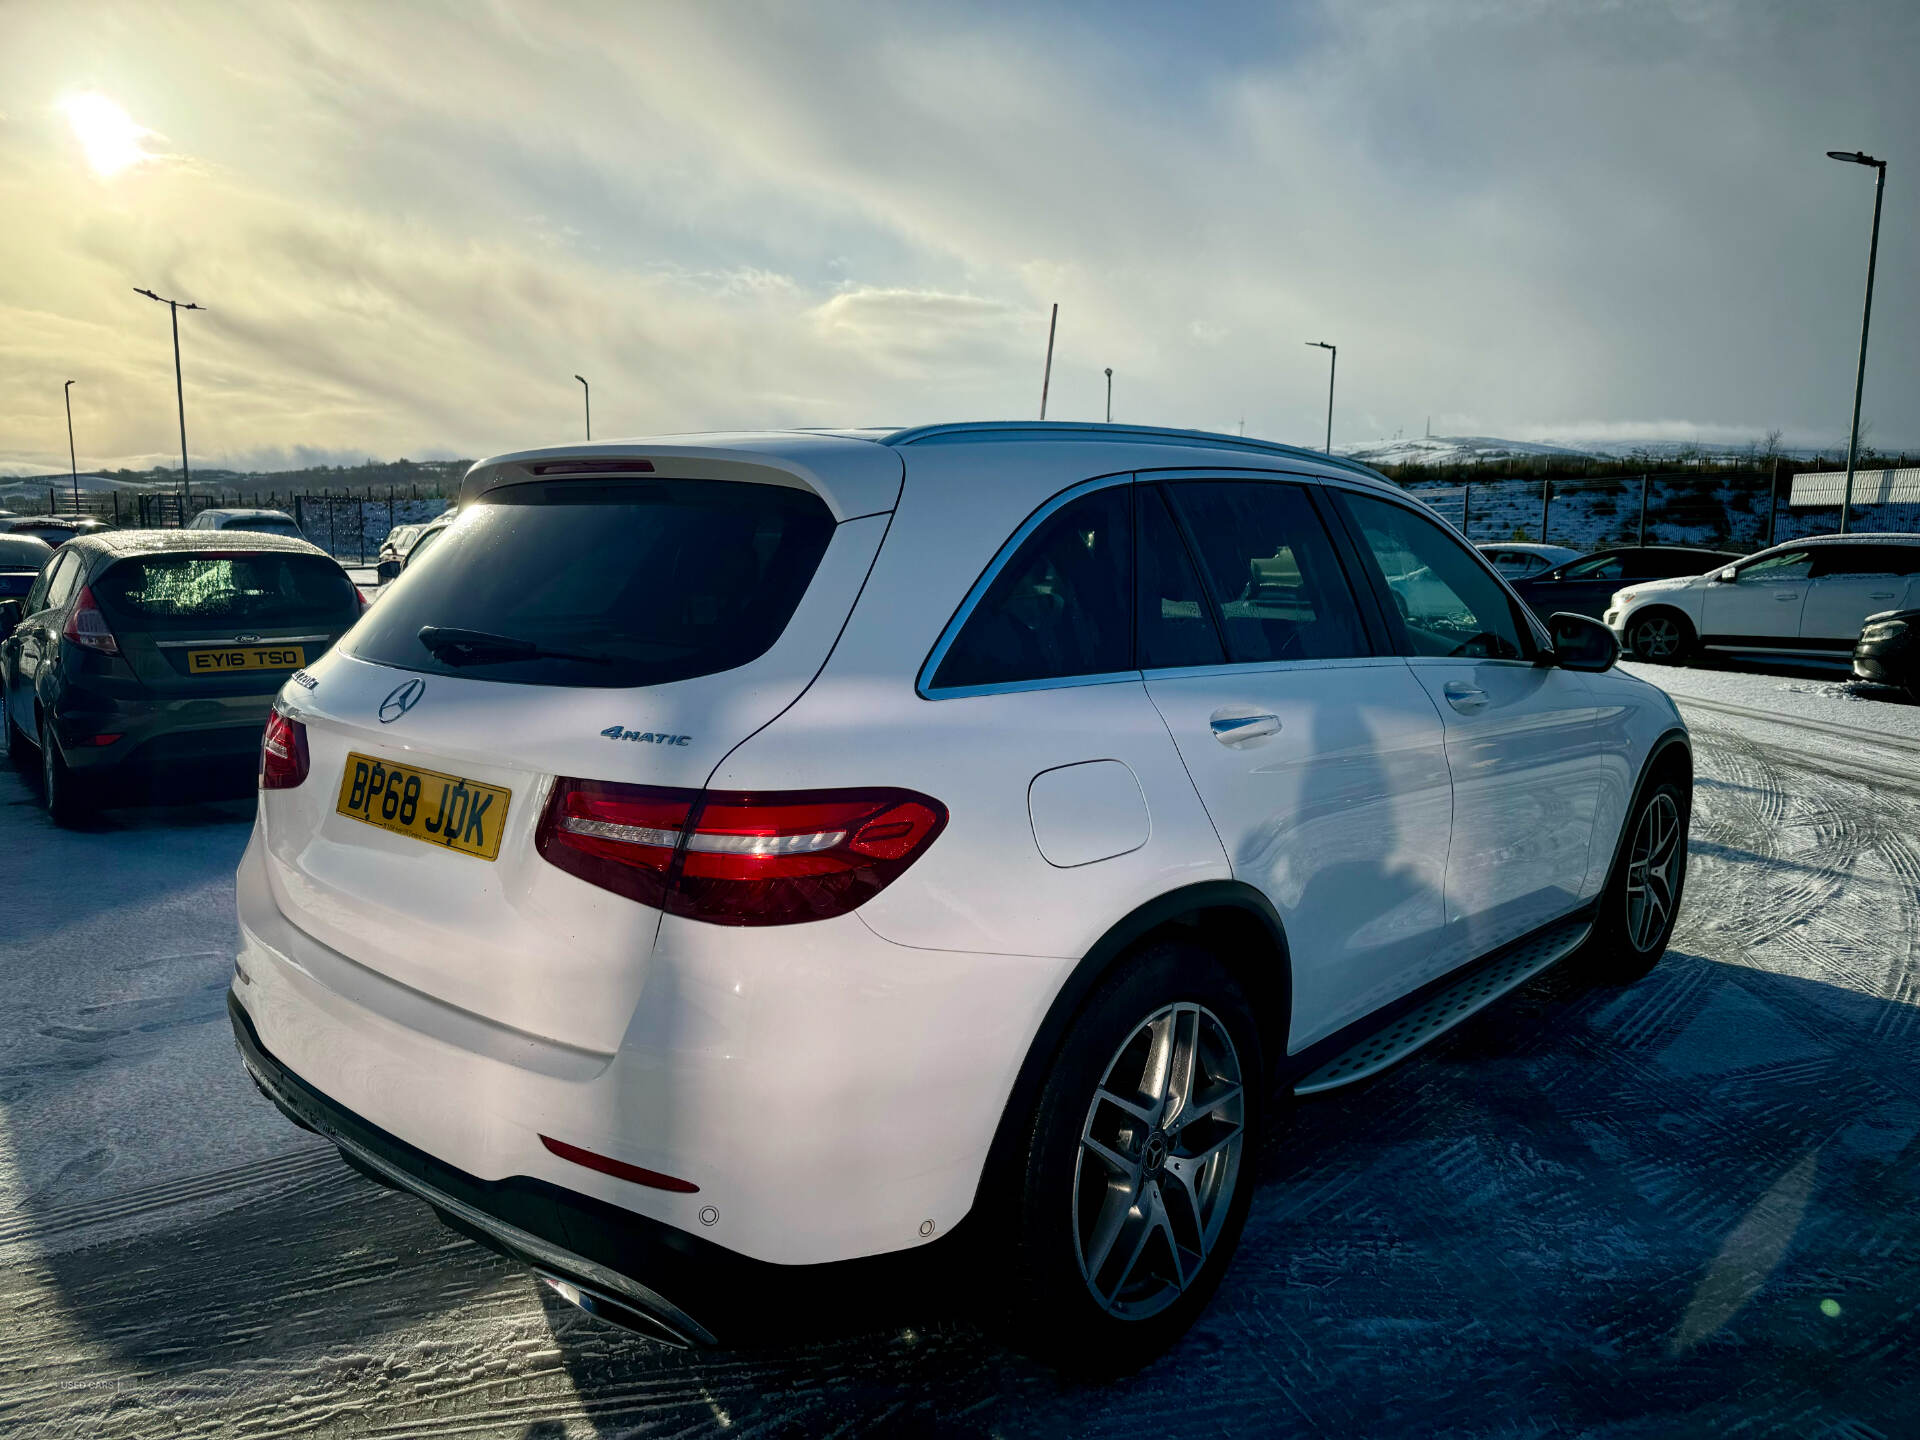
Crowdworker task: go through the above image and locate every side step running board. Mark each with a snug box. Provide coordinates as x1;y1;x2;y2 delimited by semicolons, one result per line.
1293;918;1592;1096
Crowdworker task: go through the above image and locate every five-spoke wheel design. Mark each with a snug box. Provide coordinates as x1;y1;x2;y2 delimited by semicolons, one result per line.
1073;1001;1244;1320
1625;791;1681;952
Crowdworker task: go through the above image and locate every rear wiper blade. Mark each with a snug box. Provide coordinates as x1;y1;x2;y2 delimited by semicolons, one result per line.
416;625;613;667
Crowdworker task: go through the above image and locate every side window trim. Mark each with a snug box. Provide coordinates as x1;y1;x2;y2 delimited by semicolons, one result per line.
916;472;1138;700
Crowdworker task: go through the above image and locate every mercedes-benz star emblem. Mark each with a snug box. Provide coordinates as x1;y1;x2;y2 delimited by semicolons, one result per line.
378;679;426;723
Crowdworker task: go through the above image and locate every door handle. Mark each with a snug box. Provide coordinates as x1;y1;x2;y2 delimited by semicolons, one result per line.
1443;682;1488;714
1777;592;1798;601
1870;591;1896;599
1209;711;1281;745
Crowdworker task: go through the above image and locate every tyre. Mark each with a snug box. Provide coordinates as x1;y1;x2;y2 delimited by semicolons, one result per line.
1626;609;1692;664
1577;778;1689;985
5;697;30;771
39;715;91;827
999;941;1265;1374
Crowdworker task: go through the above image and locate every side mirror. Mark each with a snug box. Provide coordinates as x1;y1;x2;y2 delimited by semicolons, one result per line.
1548;612;1619;672
1714;566;1738;583
0;598;22;641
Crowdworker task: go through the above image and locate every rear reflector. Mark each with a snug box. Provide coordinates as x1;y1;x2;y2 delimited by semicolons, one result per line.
535;782;947;926
539;1134;699;1193
260;707;310;790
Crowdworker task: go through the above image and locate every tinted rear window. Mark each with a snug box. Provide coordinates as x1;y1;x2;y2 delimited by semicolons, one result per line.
346;479;837;688
224;517;304;537
95;553;359;632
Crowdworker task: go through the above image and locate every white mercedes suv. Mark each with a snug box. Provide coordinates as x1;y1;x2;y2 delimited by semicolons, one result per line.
230;423;1692;1370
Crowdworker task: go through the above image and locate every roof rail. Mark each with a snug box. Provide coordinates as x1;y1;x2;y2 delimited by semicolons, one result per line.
877;421;1389;481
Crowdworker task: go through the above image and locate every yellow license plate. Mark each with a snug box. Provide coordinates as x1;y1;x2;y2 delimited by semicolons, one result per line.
335;752;511;861
188;644;307;673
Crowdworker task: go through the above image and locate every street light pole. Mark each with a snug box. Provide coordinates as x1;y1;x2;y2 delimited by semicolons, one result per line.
574;374;591;440
1039;303;1058;420
1306;341;1336;453
1826;149;1887;535
63;380;79;513
134;287;203;517
1104;367;1113;424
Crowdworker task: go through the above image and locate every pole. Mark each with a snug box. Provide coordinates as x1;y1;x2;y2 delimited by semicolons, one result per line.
1637;473;1650;547
1461;480;1471;540
1039;304;1058;420
575;375;591;440
1540;480;1551;543
1104;368;1113;424
1324;348;1336;453
1767;459;1780;546
1839;163;1885;534
64;381;79;511
170;301;190;508
1306;342;1336;452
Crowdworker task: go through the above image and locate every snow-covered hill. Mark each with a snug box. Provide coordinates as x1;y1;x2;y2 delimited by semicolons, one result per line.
1339;435;1840;468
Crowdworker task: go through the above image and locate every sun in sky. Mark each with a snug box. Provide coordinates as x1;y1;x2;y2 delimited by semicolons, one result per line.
59;91;155;177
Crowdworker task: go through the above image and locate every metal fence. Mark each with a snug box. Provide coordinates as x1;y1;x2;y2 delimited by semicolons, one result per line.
23;484;451;566
1404;468;1920;554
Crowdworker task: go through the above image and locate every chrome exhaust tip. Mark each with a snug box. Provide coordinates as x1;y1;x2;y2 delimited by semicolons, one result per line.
536;1271;696;1348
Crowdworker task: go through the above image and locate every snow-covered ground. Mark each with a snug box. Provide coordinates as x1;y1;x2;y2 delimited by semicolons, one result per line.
2;675;1917;1437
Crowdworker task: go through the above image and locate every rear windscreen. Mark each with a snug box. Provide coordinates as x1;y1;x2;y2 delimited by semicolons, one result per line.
224;518;304;538
94;553;359;632
344;479;837;688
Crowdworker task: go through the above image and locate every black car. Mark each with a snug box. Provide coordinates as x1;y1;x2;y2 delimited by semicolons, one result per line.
0;531;364;823
1512;545;1744;622
0;533;53;604
1854;609;1919;701
1;515;114;547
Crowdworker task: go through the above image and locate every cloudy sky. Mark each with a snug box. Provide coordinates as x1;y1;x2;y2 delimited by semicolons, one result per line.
1;0;1914;476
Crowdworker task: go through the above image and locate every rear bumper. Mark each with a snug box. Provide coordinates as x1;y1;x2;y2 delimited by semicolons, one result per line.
231;826;1070;1271
230;992;723;1344
53;686;272;774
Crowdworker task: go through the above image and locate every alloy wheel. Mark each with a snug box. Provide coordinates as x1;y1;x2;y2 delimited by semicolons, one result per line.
1633;616;1680;659
1073;1002;1245;1320
1625;792;1681;951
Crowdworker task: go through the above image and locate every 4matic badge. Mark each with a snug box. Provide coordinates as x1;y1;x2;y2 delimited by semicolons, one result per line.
601;725;692;746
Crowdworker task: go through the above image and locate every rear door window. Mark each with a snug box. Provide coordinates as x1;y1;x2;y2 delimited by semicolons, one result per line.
94;553;359;632
348;479;837;689
1811;544;1920;577
931;486;1131;692
1163;481;1367;663
44;551;84;610
1136;486;1225;670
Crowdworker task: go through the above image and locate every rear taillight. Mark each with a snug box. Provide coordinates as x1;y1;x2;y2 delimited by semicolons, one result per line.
63;586;119;655
536;781;947;926
260;708;310;790
355;586;371;612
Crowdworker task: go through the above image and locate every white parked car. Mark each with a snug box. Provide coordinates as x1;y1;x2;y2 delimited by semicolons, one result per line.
230;424;1692;1369
1477;542;1582;579
1606;533;1920;664
188;507;305;539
